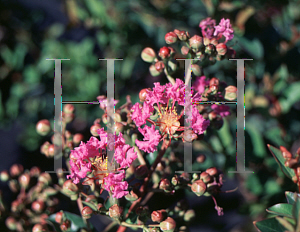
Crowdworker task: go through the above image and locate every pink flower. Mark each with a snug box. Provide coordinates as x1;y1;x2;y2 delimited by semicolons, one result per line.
103;171;129;198
146;83;168;107
213;18;234;41
131;102;154;127
193;76;209;95
211;104;231;117
199;17;216;39
191;105;210;134
67;158;92;184
135;125;161;153
97;95;119;110
115;144;137;169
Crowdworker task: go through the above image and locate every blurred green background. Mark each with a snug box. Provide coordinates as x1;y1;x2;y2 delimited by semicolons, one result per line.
1;0;300;231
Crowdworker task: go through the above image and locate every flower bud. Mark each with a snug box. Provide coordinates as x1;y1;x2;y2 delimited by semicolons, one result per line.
73;133;84;145
206;167;218;177
47;144;55;158
160;217;176;232
63;180;78;195
32;224;45;232
55;212;63;224
0;170;9;182
171;176;179;186
82;206;93;219
149;64;162;76
203;37;211;46
205;44;216;55
165;32;178;44
10;164;23;177
151;209;167;222
63;112;74;123
11;199;22;212
216;43;227;56
30;166;41;177
224;85;237;101
200;172;212;184
191;64;201;76
183;209;195;222
159;46;171;59
60;219;71;231
196;154;206;163
189;35;203;51
149;228;161;232
8;179;19;192
36;119;51;136
40;141;50;156
125;190;139;201
208;111;218;121
38;173;52;185
209;77;219;87
280;146;293;160
109;204;123;218
63;104;74;114
18;173;30;189
85;195;97;204
114;122;124;135
135;165;149;179
32;200;45;213
159;179;172;193
191;180;206;196
90;124;101;137
181;46;190;55
139;88;150;102
181;129;197;143
155;61;165;72
176;30;190;41
6;217;17;230
141;47;156;63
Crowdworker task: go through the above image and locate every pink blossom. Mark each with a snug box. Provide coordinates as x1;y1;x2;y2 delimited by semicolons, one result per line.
135;125;161;153
211;104;231;117
103;171;129;199
199;17;216;39
214;18;234;41
97;95;119;110
115;144;137;169
67;159;92;184
193;76;209;94
131;102;154;127
146;82;168;107
191;105;210;134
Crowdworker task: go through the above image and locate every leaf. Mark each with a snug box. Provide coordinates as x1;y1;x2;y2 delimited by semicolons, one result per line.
275;216;295;232
267;144;295;180
266;204;293;218
82;201;98;211
286;192;300;205
254;217;287;232
104;196;118;210
47;214;62;232
293;194;300;230
279;82;300;114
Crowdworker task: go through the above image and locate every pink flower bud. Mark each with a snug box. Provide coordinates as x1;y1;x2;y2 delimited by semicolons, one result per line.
159;179;171;192
139;88;150;102
160;217;176;232
191;64;201;76
114;122;124;135
224;85;237;101
191;180;206;196
206;167;218;176
151;209;167;222
18;173;30;188
6;217;17;230
73;133;84;145
82;206;93;219
31;200;45;213
36;119;51;136
90;124;101;137
181;46;190;55
38;173;52;185
155;61;165;72
196;154;206;163
149;64;162;76
30;166;41;177
32;224;45;232
175;30;190;41
200;172;212;183
165;32;178;44
85;195;97;204
205;44;216;55
209;77;219;87
47;144;55;158
63;180;78;194
0;170;9;182
159;46;171;59
216;43;227;56
141;47;156;63
125;190;139;201
10;164;23;177
109;204;123;218
40;141;50;156
181;129;197;143
189;35;203;51
55;212;63;224
63;104;74;114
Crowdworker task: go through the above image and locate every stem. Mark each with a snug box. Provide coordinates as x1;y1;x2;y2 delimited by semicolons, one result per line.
164;68;175;85
134;146;146;166
77;197;90;229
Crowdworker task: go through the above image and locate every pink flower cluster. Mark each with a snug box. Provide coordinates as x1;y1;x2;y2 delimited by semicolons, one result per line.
67;128;137;198
132;79;210;153
103;171;129;198
199;17;216;39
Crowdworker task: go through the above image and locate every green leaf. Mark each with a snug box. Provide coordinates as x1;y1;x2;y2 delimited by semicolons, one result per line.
82;201;98;211
47;214;62;232
286;191;300;205
293;194;300;229
275;216;295;232
254;217;287;232
279;82;300;114
266;204;293;218
104;196;118;210
267;144;295;180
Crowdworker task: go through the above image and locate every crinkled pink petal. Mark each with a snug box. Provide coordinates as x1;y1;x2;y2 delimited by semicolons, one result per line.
193;76;208;95
131;102;153;127
135;125;161;153
191;105;210;134
213;18;234;41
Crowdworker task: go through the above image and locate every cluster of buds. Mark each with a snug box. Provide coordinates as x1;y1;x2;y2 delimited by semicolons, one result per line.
280;146;300;184
1;164;62;232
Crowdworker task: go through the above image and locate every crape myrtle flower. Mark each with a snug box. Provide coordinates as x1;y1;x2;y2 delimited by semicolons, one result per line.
199;17;216;39
131;79;210;153
67;128;137;198
213;18;234;42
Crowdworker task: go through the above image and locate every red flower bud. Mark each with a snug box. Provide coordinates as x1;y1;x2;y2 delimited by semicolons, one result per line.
155;61;165;72
189;35;203;51
18;173;30;188
159;179;171;192
196;154;206;163
206;167;218;176
159;46;171;59
60;219;71;231
10;164;23;177
109;204;123;218
40;141;50;156
30;166;41;177
205;44;216;55
209;77;219;87
31;200;45;213
151;209;167;222
55;212;63;224
85;195;97;204
36;119;51;136
63;104;74;114
47;144;55;158
175;30;190;41
141;47;156;63
82;206;93;219
160;217;176;232
200;172;213;183
165;32;178;44
216;43;227;56
139;88;150;102
63;180;78;194
73;133;84;145
125;190;139;201
32;224;46;232
6;217;17;230
90;124;101;137
114;122;124;135
191;180;206;196
181;129;197;143
149;64;163;76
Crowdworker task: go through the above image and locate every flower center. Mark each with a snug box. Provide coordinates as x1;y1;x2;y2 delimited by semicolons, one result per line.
157;106;181;135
